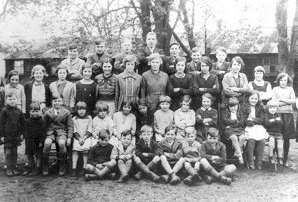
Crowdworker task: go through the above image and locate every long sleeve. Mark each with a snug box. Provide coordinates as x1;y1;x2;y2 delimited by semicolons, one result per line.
115;78;120;110
140;76;147;99
180;76;193;95
131;115;136;136
70;83;76;109
87;147;97;166
200;144;213;160
110;146;119;160
67;112;74;138
0;109;6;137
21;85;26;114
222;76;241;97
205;76;219;94
167;143;183;160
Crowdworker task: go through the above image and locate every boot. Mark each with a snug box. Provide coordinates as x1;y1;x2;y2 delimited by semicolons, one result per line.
169;173;181;185
137;162;160;182
85;174;99;181
42;154;49;176
183;175;193;186
134;171;142;181
30;167;41;176
191;173;202;184
117;161;129;183
246;139;256;170
255;140;265;170
202;175;213;184
58;153;67;176
160;174;170;184
148;171;160;182
6;169;14;177
71;169;77;178
219;175;232;185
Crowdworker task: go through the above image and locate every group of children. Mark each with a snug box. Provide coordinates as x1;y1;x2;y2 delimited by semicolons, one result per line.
0;31;297;187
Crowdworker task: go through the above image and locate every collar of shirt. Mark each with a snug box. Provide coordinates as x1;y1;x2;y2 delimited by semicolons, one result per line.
123;71;137;79
201;107;212;111
149;69;162;77
8;84;20;89
33;82;44;86
54;109;61;116
253;80;265;86
57;80;67;85
68;57;80;65
175;73;185;78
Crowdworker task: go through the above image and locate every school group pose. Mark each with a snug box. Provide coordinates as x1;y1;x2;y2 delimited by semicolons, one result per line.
0;31;297;187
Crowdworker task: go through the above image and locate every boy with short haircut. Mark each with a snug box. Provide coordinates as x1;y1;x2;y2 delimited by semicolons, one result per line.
114;40;134;75
211;47;230;89
0;92;24;176
42;95;74;176
185;47;201;76
85;129;116;181
133;125;160;182
111;130;135;183
60;43;85;82
200;128;236;185
154;95;174;142
163;43;181;75
136;98;153;142
156;125;183;185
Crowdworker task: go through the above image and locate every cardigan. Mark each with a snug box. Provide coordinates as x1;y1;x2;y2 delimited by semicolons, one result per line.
110;142;135;160
135;138;158;159
222;72;249;98
193;73;220;96
155;138;183;162
87;143;114;165
264;111;283;135
182;141;201;159
200;141;226;165
49;81;74;109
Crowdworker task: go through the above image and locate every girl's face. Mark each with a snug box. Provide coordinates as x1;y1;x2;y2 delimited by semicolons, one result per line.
176;61;185;74
77;108;86;117
216;51;227;63
279;76;288;88
150;59;161;72
82;67;92;79
249;94;259;106
268;106;278;115
103;62;112;75
202;96;212;109
122;42;132;53
181;101;190;112
34;69;44;82
98;137;109;147
160;102;170;111
254;71;264;81
122;104;132;115
98;111;107;119
10;75;19;87
191;52;201;63
58;69;67;81
231;61;241;73
229;105;238;113
138;105;148;114
201;62;210;74
125;61;135;73
165;129;176;142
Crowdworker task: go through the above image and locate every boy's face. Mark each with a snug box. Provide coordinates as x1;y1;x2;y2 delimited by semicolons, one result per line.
103;63;112;75
10;75;19;87
78;108;86;117
98;137;109;147
68;48;78;59
6;95;17;107
98;111;107;119
170;45;180;57
268;106;278;115
30;109;41;118
52;98;63;110
142;131;153;142
229;105;238;113
165;129;176;142
34;69;44;82
202;96;211;109
201;62;210;74
254;71;264;81
207;134;218;146
138;105;148;114
216;51;227;63
146;35;157;48
191;52;201;63
95;43;105;54
58;69;67;81
186;133;196;144
160;102;170;112
82;67;92;79
181;101;190;112
231;61;241;73
176;61;185;73
122;42;132;53
125;61;135;73
121;135;132;147
122;105;132;115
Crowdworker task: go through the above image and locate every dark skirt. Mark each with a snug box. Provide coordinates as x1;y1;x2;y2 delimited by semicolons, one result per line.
25;138;42;156
223;127;245;139
280;113;296;139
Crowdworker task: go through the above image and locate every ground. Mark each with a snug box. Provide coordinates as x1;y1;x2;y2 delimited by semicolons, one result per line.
0;141;298;202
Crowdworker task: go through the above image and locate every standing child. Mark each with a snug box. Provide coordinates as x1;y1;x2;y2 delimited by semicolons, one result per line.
0;92;24;176
111;130;135;183
133;125;161;182
72;101;93;177
211;47;230;85
154;95;174;142
174;95;195;140
135;98;153;142
200;128;236;185
168;56;193;111
264;100;284;164
84;129;116;181
271;72;296;166
22;102;46;176
185;47;201;76
242;91;267;170
42;95;74;176
156;125;183;185
163;43;180;75
113;100;136;144
195;93;218;143
4;70;26;114
221;97;245;164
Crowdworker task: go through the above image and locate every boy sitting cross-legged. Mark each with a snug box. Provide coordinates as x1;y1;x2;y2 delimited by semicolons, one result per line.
111;130;135;183
133;125;160;182
156;125;183;185
85;129;116;181
200;128;236;185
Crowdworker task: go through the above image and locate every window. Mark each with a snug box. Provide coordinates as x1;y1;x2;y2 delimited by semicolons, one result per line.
14;60;24;74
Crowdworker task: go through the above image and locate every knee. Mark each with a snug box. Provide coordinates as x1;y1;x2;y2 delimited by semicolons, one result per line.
58;140;66;149
224;164;236;175
200;158;208;167
160;155;167;161
239;135;246;142
133;156;141;164
184;162;191;168
44;138;52;149
109;160;117;167
229;135;237;142
85;164;94;172
153;155;160;163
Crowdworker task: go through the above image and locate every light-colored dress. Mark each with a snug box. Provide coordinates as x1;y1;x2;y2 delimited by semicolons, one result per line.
92;115;114;146
72;115;93;152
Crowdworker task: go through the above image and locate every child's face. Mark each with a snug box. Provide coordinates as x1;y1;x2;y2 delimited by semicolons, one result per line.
6;95;17;107
146;35;157;48
103;62;112;75
186;133;196;144
160;102;170;112
150;59;161;72
201;62;210;74
68;49;78;59
10;75;19;87
125;61;135;73
138;105;148;114
191;52;201;63
122;104;132;115
78;108;86;117
254;71;264;81
121;135;132;147
58;69;67;81
181;101;190;112
98;111;107;119
34;69;44;82
122;42;132;53
229;105;238;113
249;94;259;106
207;135;218;146
30;109;41;118
231;61;241;73
268;106;278;115
165;129;176;142
170;45;180;57
216;51;227;63
52;98;63;110
98;137;109;147
95;43;105;54
142;131;153;142
279;76;288;88
176;61;185;73
202;96;212;109
82;67;92;79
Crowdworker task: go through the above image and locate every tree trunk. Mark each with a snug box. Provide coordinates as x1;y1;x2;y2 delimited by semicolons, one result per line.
275;0;289;73
180;0;195;51
288;0;298;77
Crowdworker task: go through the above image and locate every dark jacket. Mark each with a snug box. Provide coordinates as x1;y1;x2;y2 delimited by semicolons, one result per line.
240;104;265;127
200;141;226;166
87;143;114;165
86;53;110;77
137;47;164;75
264;111;283;135
155;138;182;162
24;116;46;143
135;138;158;159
